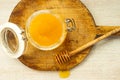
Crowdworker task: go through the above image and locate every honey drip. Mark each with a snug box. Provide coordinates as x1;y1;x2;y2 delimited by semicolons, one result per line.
59;70;70;78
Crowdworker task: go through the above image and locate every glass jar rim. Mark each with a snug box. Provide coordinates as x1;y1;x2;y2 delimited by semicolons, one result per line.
26;10;67;50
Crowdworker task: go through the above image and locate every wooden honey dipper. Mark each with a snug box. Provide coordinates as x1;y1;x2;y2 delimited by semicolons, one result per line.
55;27;120;64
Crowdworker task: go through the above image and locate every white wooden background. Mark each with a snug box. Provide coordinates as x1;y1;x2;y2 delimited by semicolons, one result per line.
0;0;120;80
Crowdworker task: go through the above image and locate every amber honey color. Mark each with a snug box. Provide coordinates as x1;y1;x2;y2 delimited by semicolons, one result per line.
28;13;63;47
59;71;70;78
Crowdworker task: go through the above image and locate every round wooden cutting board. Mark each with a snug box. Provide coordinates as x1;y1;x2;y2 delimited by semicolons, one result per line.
9;0;96;71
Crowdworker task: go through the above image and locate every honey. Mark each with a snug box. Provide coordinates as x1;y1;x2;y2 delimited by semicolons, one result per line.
59;70;70;78
28;13;63;47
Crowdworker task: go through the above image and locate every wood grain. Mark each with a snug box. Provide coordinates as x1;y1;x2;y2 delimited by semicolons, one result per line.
96;26;120;36
9;0;97;71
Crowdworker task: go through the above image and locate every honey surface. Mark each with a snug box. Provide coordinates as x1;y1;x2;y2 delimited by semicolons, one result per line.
28;13;63;46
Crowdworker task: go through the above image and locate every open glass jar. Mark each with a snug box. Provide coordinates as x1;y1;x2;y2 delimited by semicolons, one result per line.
0;10;76;58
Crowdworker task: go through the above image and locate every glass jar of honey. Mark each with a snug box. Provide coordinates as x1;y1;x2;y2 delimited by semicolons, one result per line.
0;10;76;58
